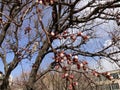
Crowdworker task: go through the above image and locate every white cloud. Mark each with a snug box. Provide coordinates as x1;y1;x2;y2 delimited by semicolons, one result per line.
98;58;119;72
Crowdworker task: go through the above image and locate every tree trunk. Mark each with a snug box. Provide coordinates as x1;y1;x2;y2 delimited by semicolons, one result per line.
0;79;10;90
23;40;50;90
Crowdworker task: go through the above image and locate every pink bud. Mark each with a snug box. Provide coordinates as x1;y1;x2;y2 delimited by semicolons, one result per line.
62;66;67;71
63;35;67;39
64;73;69;77
70;35;76;41
63;56;67;60
73;82;78;86
83;66;87;71
74;55;78;59
63;31;68;35
50;0;54;4
62;74;65;78
69;75;74;79
62;73;69;79
73;58;78;63
39;0;43;4
55;65;59;70
106;72;110;76
108;76;113;80
66;54;72;58
51;32;55;36
81;32;84;36
61;59;64;62
77;63;80;69
67;60;72;64
80;63;84;67
77;32;82;36
60;52;64;57
68;84;73;90
92;71;99;77
82;35;89;40
82;61;88;65
58;35;63;40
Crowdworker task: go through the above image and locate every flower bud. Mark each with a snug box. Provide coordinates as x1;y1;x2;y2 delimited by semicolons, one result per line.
68;84;73;90
51;32;55;36
73;82;78;86
77;63;80;69
69;75;74;79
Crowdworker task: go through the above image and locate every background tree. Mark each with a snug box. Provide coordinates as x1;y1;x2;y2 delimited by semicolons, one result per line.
0;0;120;90
12;69;96;90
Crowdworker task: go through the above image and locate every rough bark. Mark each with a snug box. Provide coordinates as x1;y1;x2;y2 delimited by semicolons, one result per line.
23;40;50;90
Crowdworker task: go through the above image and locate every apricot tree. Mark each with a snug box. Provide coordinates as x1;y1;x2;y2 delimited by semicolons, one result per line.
0;0;120;90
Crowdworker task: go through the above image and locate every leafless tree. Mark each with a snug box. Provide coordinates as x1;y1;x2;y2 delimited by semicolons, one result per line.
0;0;120;90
